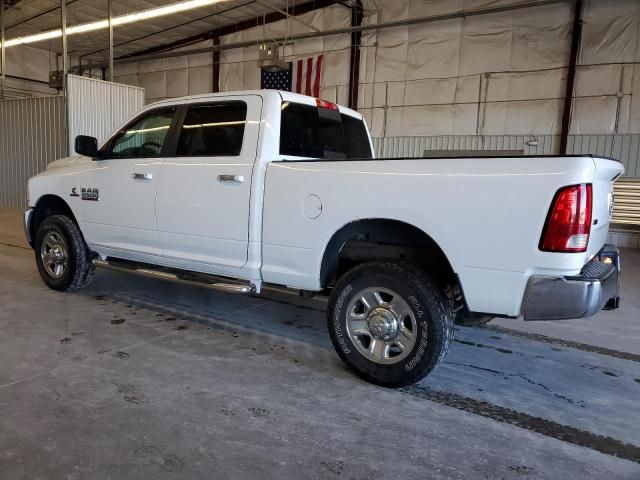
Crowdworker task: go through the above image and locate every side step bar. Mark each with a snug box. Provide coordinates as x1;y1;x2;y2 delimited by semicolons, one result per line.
92;259;255;294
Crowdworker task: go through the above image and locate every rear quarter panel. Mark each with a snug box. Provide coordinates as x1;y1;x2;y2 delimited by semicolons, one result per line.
261;156;610;317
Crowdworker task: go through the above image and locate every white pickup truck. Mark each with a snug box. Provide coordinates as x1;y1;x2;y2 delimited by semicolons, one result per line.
25;89;623;387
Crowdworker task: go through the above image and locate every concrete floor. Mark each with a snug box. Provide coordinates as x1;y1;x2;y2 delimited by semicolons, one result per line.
0;207;639;479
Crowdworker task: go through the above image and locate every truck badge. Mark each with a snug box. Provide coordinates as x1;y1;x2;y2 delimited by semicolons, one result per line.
70;187;79;197
81;187;99;201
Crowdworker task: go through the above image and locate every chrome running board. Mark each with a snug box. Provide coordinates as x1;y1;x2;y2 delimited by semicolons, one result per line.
92;259;255;294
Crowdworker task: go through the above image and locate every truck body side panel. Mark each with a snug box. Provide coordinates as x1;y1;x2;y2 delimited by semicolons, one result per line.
261;156;622;317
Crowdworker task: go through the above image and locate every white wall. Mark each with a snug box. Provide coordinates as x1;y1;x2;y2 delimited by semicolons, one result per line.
114;40;216;103
2;44;57;96
113;4;352;105
359;0;640;137
111;0;640;138
218;3;351;105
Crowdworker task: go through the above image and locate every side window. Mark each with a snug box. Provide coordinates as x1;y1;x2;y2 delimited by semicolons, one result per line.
109;108;175;158
176;102;247;156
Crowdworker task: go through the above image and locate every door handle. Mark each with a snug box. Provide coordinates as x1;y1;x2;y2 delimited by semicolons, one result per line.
132;173;153;180
218;174;245;183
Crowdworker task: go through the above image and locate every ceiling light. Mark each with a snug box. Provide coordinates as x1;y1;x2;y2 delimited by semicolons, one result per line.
1;0;229;48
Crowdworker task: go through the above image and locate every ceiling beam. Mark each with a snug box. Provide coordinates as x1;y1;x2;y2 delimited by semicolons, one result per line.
5;0;79;31
77;0;257;60
116;0;339;61
82;0;567;70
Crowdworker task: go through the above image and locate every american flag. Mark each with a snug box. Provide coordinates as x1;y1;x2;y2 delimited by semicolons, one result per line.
261;54;324;97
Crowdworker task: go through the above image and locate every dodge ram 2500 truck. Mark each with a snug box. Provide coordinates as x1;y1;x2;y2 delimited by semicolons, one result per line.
25;90;623;387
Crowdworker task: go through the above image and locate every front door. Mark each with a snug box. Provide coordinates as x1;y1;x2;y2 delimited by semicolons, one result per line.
156;97;261;269
80;107;177;257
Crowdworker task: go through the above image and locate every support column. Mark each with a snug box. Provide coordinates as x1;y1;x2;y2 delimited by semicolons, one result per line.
212;36;220;93
348;0;363;110
61;0;68;94
108;0;114;82
559;0;582;154
1;0;6;94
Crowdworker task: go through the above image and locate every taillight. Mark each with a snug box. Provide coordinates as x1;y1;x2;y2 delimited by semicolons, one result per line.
540;184;593;253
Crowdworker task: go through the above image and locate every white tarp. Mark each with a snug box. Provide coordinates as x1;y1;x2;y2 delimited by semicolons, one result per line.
359;0;640;137
111;0;640;137
2;44;57;97
113;4;352;105
359;0;574;136
218;4;351;105
115;40;215;103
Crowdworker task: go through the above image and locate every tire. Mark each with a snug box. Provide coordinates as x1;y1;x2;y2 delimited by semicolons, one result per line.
327;261;454;388
34;214;95;291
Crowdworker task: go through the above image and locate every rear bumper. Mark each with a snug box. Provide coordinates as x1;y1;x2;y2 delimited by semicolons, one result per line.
24;208;34;249
523;245;620;321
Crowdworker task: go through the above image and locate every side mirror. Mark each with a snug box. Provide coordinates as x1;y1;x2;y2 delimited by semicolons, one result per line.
75;135;99;158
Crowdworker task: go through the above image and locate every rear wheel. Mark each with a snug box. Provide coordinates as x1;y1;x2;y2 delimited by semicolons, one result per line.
327;261;454;388
35;215;94;291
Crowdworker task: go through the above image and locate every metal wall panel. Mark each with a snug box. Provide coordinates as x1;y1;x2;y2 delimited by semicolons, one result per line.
67;74;145;152
372;134;640;177
372;135;558;158
0;96;66;207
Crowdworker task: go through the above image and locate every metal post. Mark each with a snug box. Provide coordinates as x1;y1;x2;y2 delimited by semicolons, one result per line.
559;0;582;154
61;0;67;93
348;0;363;110
108;0;114;82
61;0;69;155
1;0;6;93
212;36;220;93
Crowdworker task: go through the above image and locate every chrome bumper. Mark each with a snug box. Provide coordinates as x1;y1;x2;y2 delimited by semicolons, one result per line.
24;208;34;249
523;245;620;321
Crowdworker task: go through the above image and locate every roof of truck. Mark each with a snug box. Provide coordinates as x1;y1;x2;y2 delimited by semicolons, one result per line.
146;89;362;119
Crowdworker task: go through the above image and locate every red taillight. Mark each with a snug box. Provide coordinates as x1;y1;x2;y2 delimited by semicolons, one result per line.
316;98;338;110
540;184;593;253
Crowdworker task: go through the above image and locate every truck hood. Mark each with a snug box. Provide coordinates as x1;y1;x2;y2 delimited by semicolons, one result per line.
46;155;92;170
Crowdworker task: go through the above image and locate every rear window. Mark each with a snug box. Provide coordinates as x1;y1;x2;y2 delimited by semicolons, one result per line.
280;102;372;159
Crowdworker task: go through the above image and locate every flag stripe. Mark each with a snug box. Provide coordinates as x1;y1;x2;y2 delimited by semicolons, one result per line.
313;54;323;97
305;58;312;96
296;59;303;94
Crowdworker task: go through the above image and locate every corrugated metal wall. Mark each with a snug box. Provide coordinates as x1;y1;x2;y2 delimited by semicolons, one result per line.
372;134;640;177
0;96;66;207
67;74;145;153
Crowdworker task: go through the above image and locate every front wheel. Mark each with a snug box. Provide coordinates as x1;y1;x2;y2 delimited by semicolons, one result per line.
34;214;95;291
327;261;454;388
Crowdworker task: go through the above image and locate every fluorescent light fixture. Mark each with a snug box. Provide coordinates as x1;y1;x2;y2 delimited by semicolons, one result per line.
1;0;229;48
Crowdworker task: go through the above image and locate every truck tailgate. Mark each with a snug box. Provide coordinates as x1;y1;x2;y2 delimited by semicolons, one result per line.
588;157;625;259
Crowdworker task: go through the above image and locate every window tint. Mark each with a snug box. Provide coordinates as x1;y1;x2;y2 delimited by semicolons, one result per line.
342;113;372;159
280;102;372;159
109;108;175;158
280;103;346;159
176;102;247;156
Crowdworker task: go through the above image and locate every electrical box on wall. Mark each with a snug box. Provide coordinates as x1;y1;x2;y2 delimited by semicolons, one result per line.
49;71;64;89
258;43;288;72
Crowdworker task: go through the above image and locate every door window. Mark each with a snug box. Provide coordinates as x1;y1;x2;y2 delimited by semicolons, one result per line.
108;108;176;158
176;102;247;157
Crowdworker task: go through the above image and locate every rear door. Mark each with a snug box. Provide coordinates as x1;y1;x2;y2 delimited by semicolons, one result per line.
155;96;262;269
